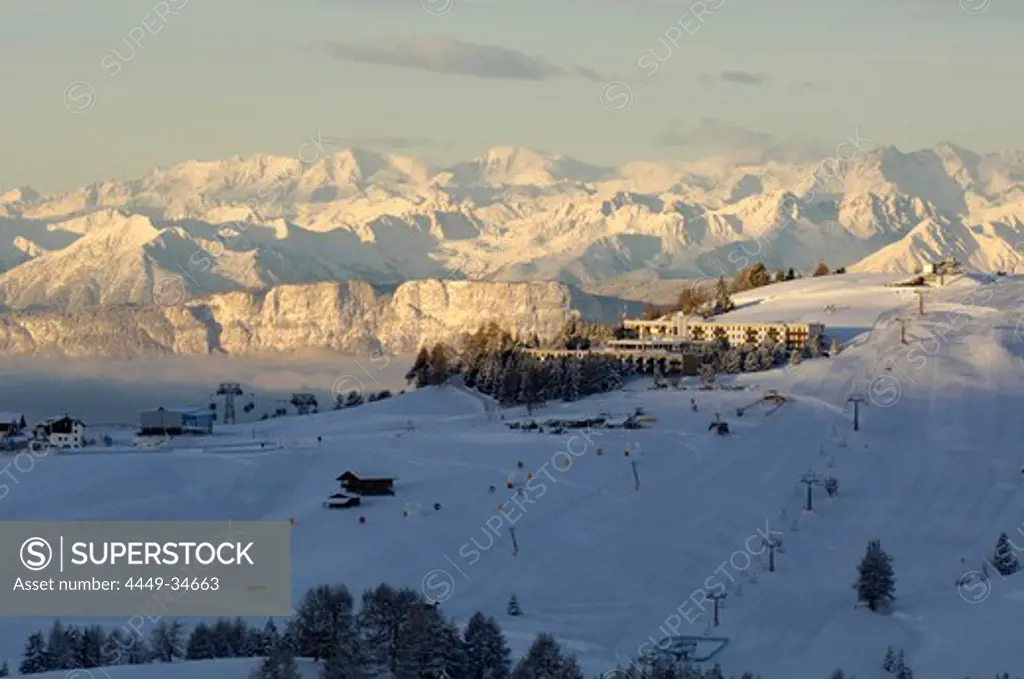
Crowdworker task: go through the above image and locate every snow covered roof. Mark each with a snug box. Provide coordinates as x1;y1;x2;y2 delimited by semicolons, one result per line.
36;414;84;424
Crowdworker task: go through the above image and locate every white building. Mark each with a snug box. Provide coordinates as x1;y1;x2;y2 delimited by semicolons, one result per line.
617;312;824;351
33;416;86;449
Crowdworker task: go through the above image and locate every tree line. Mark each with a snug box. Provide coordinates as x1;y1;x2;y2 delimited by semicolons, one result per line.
16;574;1021;679
641;261;846;321
406;321;628;407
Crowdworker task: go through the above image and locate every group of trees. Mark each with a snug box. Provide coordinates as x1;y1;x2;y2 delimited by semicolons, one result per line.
258;583;582;679
334;389;393;409
882;647;914;679
15;583;577;679
407;322;629;407
641;261;846;321
16;576;1017;679
19;617;282;674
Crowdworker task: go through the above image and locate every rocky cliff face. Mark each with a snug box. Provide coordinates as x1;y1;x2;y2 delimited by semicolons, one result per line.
0;279;632;358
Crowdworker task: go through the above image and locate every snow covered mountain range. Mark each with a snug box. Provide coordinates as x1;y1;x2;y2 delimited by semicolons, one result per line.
0;142;1022;355
3;142;1023;307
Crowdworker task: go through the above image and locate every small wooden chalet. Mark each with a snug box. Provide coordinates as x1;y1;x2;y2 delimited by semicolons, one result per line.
337;471;395;496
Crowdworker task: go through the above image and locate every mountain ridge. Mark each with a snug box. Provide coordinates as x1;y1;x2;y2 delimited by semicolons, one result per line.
1;142;1022;314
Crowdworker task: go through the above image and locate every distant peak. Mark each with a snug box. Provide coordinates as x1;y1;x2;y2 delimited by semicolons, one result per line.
0;186;40;205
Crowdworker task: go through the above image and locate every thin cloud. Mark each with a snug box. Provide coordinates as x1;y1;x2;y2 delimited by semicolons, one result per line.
720;70;768;86
322;36;602;81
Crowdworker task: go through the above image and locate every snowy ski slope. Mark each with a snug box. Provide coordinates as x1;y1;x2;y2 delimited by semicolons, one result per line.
1;273;1023;679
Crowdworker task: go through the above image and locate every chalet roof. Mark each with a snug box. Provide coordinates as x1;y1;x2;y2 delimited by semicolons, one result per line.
337;471;394;482
36;415;85;426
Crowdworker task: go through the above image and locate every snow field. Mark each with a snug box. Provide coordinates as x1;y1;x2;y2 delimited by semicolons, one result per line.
1;275;1023;678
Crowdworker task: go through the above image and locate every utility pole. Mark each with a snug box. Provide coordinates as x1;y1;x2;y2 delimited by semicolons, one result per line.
216;382;243;425
847;396;865;431
708;590;727;627
509;526;519;557
799;469;822;512
894;317;911;344
631;460;640;491
762;536;784;572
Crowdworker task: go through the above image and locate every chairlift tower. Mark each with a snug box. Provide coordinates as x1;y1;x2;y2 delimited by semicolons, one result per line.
216;382;244;425
707;590;727;627
847;395;865;432
762;535;784;572
799;469;823;512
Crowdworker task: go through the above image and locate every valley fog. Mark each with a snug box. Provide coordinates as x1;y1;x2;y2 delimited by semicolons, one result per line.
0;352;412;426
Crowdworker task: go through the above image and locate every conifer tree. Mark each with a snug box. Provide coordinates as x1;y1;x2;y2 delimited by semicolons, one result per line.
124;631;152;664
462;612;511;679
261;619;281;655
713;278;735;316
561;361;581;402
0;660;8;677
393;603;463;679
186;623;217;660
358;584;423;676
507;594;522;616
722;349;742;374
992;532;1019;576
406;347;431;388
854;540;896;611
883;646;896;672
510;634;583;679
829;337;842;356
19;632;48;675
743;351;761;372
252;648;300;679
75;625;106;668
102;629;130;666
46;620;74;670
288;584;358;662
151;620;184;662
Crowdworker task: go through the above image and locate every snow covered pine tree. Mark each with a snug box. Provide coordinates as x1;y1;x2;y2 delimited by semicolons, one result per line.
854;540;896;611
507;594;522;616
992;532;1019;575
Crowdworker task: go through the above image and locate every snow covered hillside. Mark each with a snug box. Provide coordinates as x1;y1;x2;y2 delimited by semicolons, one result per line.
2;274;1023;678
0;143;1022;312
